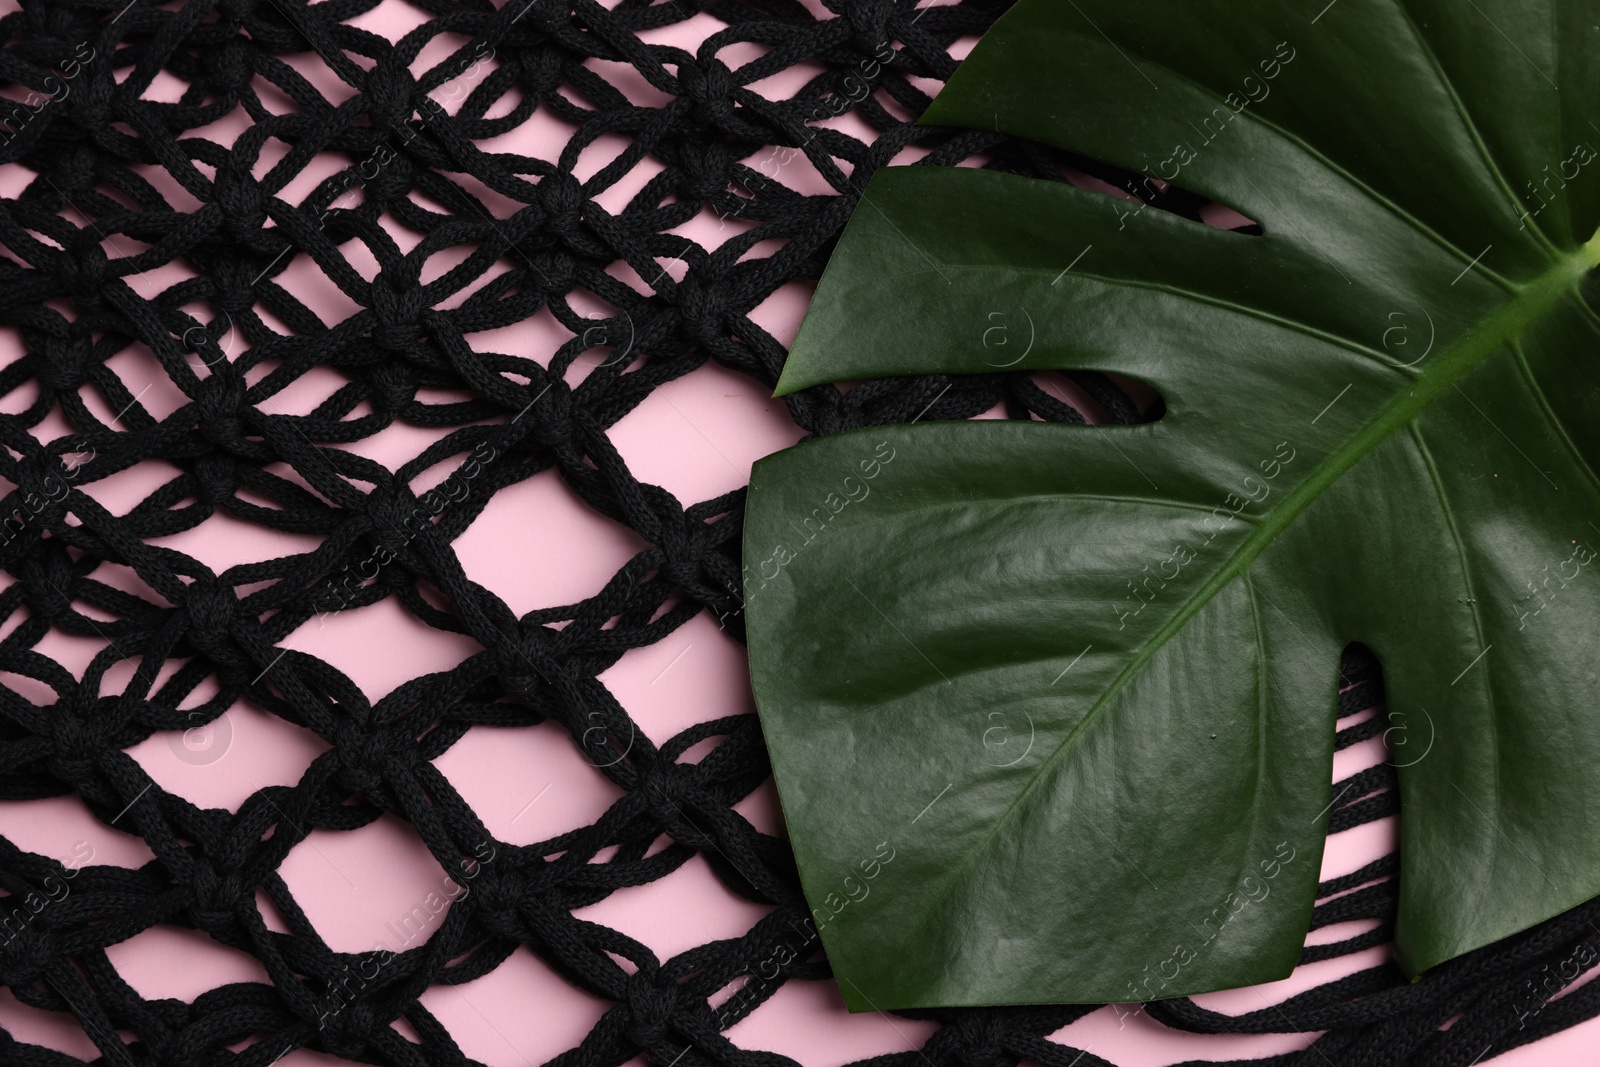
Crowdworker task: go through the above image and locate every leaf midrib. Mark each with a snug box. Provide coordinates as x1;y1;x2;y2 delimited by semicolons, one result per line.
905;238;1600;947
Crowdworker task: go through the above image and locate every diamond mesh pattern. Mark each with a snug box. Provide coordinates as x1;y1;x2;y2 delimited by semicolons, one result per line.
1;0;1598;1064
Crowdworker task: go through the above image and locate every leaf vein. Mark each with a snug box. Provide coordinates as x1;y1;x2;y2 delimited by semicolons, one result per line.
1043;23;1522;291
1390;0;1559;253
1240;568;1272;889
1509;337;1600;496
1406;422;1502;825
948;264;1421;378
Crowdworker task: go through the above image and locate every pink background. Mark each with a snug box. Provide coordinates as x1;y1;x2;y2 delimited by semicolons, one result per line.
1;0;1596;1061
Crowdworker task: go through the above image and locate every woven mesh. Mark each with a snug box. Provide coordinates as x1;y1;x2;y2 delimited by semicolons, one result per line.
0;0;1598;1064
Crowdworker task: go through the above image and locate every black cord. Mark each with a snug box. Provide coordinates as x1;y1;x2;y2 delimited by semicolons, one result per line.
0;1;1595;1065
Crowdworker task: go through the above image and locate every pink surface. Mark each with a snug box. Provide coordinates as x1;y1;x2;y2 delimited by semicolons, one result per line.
1;0;1596;1063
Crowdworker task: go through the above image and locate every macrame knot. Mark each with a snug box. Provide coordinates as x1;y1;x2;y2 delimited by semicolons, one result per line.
525;388;573;448
654;513;707;592
624;969;681;1048
677;59;737;126
36;339;89;392
33;6;89;40
365;489;421;553
12;459;70;514
501;0;557;36
195;375;249;451
639;763;694;829
927;1014;1016;1067
461;862;511;909
536;171;585;240
316;999;380;1059
518;248;574;295
188;865;244;930
24;556;79;620
463;865;524;936
472;900;525;940
365;149;414;201
57;242;109;310
679;142;737;203
496;626;559;695
192;453;238;506
369;277;426;352
65;74;109;128
367;362;417;412
50;713;108;780
207;36;254;86
670;275;724;346
332;724;408;797
184;579;238;637
0;924;55;987
363;63;422;135
183;579;251;673
213;171;271;248
845;0;895;60
516;44;564;96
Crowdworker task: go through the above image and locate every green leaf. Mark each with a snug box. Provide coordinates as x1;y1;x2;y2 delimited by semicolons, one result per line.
744;0;1600;1010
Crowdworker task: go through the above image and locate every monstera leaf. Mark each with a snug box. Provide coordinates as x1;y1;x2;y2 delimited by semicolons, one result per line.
743;0;1600;1011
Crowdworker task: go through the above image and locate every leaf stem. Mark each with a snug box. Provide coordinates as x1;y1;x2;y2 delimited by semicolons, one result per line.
1584;225;1600;268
